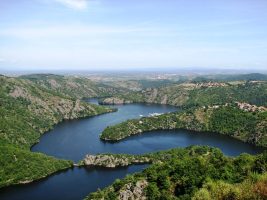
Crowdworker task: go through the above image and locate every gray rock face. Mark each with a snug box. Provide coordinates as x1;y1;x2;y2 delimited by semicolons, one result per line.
84;155;97;165
119;180;148;200
235;102;267;112
100;97;132;105
83;154;150;168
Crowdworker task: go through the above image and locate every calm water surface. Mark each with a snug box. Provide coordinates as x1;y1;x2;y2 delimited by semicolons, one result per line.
0;100;264;200
31;102;178;161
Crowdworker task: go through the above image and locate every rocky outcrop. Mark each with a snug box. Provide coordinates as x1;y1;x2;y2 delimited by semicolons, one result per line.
196;82;227;88
146;88;158;103
100;97;132;105
48;79;60;89
119;180;148;200
9;86;29;99
161;95;168;104
235;102;267;112
83;154;151;168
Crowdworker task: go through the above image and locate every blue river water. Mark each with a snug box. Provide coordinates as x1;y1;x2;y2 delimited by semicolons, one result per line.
0;100;264;200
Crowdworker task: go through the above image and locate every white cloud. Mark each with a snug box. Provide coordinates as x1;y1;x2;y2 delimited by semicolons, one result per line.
0;58;5;62
54;0;88;10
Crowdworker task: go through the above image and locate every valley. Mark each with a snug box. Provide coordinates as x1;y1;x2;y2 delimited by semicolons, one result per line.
0;73;266;200
2;1;267;199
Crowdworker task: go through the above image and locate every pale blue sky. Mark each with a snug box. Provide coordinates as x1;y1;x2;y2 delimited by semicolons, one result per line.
0;0;267;71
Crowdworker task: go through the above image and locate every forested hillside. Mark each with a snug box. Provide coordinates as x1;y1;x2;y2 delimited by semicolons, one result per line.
101;104;267;147
0;143;72;188
0;75;114;148
0;74;114;188
101;81;267;107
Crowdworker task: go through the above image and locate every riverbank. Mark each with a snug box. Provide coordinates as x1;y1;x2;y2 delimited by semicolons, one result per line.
0;103;115;189
100;104;267;147
0;143;73;188
79;146;213;168
0;104;115;189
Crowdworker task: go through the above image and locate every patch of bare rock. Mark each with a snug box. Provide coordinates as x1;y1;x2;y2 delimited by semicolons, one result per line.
119;180;148;200
100;97;132;105
83;154;151;168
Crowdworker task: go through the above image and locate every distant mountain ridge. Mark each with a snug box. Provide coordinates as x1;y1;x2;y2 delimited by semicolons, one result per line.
193;73;267;82
101;79;267;107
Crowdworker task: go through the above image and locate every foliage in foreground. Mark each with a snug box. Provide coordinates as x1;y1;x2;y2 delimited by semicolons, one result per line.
86;146;267;200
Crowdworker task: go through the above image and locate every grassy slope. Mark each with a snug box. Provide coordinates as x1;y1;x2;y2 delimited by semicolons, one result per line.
0;75;114;188
86;146;267;200
101;105;267;147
